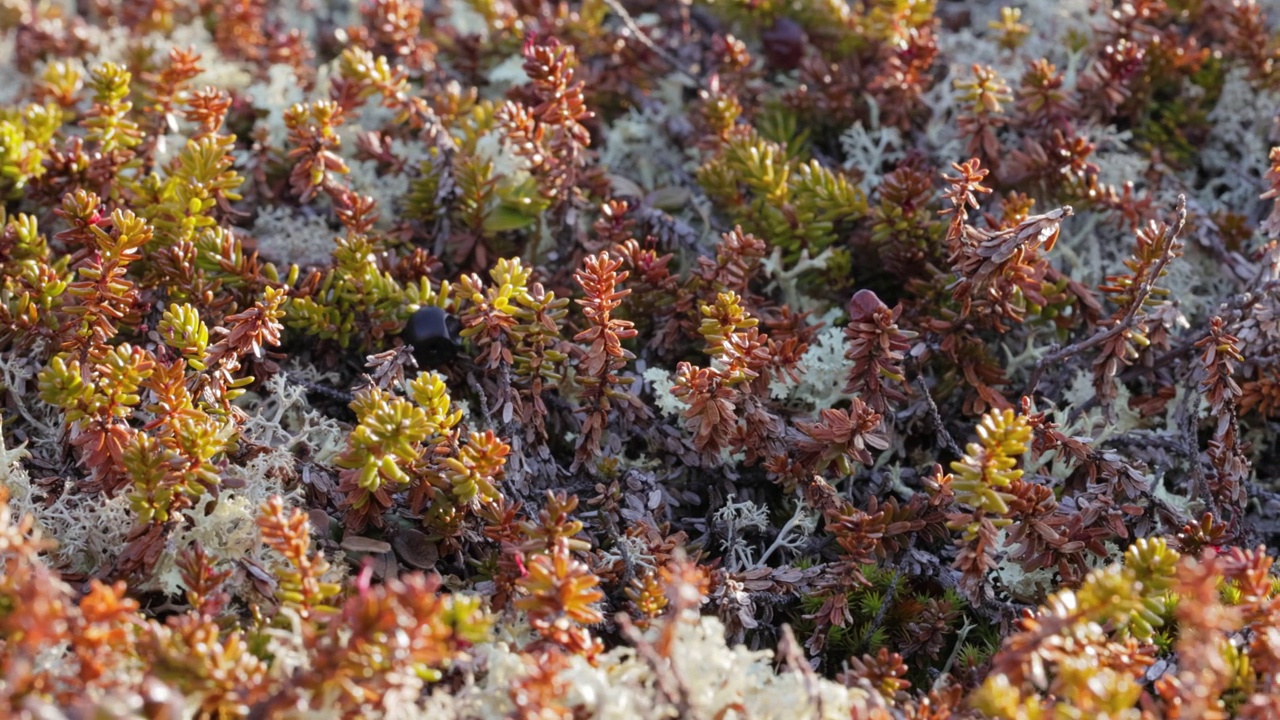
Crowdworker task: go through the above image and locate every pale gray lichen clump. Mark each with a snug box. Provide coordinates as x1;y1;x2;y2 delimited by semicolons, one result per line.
426;613;879;720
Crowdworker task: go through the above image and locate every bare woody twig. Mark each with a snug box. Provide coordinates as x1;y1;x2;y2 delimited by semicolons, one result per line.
616;613;701;720
1118;278;1280;384
601;0;705;87
1027;194;1188;393
1057;275;1280;426
778;624;824;715
917;376;961;456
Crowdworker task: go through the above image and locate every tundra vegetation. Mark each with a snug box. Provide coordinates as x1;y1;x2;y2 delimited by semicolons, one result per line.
5;0;1280;717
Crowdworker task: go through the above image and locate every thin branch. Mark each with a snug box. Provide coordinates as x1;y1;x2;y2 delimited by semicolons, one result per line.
616;613;701;720
932;616;976;692
917;375;961;457
1176;368;1209;510
1060;278;1280;425
778;624;824;714
858;568;901;655
1118;278;1280;384
284;371;354;405
1028;194;1188;393
601;0;705;87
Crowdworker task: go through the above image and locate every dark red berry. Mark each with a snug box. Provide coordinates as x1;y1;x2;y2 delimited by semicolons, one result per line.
761;17;806;72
